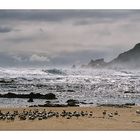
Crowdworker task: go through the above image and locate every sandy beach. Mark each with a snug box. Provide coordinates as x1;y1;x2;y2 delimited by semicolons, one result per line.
0;106;140;130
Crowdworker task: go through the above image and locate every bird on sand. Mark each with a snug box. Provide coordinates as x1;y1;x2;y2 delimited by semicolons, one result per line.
114;111;119;116
102;110;107;118
108;113;113;118
136;110;140;115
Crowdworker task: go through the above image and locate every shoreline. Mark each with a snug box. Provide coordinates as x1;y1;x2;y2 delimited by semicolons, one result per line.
0;102;136;108
0;106;140;130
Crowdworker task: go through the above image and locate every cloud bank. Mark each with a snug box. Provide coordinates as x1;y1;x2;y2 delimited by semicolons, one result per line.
0;10;140;67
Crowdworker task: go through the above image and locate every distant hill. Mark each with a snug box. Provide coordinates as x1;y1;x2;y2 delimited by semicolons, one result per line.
82;43;140;69
109;43;140;68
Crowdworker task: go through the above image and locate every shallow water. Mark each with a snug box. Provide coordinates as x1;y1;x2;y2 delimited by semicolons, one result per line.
0;67;140;107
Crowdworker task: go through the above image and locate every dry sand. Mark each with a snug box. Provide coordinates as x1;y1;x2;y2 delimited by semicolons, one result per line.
0;106;140;130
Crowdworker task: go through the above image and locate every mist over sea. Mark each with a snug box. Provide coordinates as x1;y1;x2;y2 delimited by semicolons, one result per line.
0;67;140;107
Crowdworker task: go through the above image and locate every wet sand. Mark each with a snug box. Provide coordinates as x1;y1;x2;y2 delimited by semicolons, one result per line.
0;106;140;130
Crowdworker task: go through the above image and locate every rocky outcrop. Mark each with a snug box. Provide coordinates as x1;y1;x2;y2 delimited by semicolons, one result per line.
43;93;57;100
30;99;80;107
27;97;34;102
38;99;79;107
0;79;14;83
82;58;107;68
66;99;79;106
88;59;106;67
82;43;140;69
35;103;68;107
0;92;57;100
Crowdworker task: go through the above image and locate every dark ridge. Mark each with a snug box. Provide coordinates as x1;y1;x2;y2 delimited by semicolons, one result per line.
112;43;140;63
82;43;140;69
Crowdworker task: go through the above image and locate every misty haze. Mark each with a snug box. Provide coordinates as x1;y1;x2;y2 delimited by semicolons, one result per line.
0;10;140;130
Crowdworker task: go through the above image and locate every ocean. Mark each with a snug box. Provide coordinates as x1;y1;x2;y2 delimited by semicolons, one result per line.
0;67;140;107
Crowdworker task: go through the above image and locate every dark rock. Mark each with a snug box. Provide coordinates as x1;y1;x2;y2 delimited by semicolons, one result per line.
56;77;62;80
57;89;75;92
2;92;18;98
66;99;79;106
80;101;93;104
30;103;79;107
124;91;136;94
0;92;57;100
89;102;94;104
27;97;34;102
30;99;80;107
67;89;75;92
28;92;57;100
80;102;88;104
44;93;57;100
37;104;68;107
125;103;135;106
29;105;38;107
45;100;51;104
0;79;14;83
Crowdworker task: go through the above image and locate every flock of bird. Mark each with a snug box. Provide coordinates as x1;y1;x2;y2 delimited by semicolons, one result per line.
0;109;121;122
1;108;140;131
1;108;140;123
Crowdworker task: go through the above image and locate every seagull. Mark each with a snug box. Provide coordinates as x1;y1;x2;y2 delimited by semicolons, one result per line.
13;110;18;116
89;111;93;118
55;112;59;118
19;114;26;120
38;116;43;120
66;116;71;119
114;111;119;116
108;113;113;118
74;112;80;119
136;110;140;114
81;111;85;117
102;110;107;118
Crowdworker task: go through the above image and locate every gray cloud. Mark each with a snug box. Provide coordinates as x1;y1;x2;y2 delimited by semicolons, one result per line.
0;10;139;23
6;36;34;43
0;10;140;67
0;26;13;33
5;28;48;44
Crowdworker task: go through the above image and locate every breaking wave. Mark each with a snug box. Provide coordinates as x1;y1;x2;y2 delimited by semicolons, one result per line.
42;68;66;75
0;67;140;107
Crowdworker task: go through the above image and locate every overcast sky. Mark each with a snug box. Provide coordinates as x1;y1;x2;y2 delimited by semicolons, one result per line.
0;10;140;67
